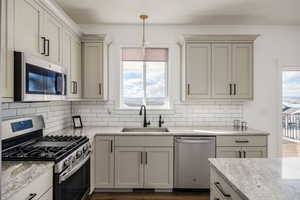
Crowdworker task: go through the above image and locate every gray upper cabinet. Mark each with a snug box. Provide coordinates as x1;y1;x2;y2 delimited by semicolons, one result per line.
42;11;63;65
2;0;81;101
231;43;253;99
182;35;258;101
211;43;232;98
82;35;109;100
186;43;211;99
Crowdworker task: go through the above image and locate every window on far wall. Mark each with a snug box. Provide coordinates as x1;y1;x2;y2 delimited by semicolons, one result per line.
121;47;169;108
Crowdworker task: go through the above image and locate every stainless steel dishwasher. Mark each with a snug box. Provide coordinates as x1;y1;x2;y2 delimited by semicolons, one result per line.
174;136;216;189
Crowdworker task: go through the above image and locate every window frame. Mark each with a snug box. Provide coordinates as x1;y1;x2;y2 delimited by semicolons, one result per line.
119;45;171;110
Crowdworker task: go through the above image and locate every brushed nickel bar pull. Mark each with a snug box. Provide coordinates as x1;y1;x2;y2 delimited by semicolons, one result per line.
145;152;148;165
238;150;242;158
71;81;76;94
25;193;37;200
99;83;102;96
235;140;249;143
234;84;237;95
187;84;190;95
41;37;46;55
110;140;113;153
214;182;231;198
46;39;50;56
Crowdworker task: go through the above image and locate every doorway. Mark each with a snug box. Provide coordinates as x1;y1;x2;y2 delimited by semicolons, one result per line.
282;70;300;157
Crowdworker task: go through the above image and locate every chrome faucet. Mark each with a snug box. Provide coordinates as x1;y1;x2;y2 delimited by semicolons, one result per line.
139;105;150;127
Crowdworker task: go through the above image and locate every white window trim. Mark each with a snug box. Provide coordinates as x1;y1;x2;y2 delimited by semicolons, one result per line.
118;44;172;110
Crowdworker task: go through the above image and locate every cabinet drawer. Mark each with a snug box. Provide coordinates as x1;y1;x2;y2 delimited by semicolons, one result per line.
210;168;242;200
9;169;52;200
216;136;267;147
115;136;173;147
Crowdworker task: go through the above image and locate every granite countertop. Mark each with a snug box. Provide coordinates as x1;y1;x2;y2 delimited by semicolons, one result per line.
209;158;300;200
2;161;54;200
49;126;269;142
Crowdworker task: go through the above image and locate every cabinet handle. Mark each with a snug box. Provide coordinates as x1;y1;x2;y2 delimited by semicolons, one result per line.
187;84;190;95
238;150;242;158
234;84;237;95
243;151;246;158
214;182;231;198
71;81;76;94
110;140;113;153
235;140;249;143
41;37;46;55
229;84;232;95
99;83;102;96
74;81;78;94
45;39;50;56
140;152;143;165
145;152;148;165
25;193;37;200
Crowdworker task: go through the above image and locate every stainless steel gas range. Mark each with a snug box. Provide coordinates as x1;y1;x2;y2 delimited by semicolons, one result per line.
2;116;91;200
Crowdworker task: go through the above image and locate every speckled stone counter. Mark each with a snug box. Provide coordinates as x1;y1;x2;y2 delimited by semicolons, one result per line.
49;126;269;143
2;161;54;200
209;158;300;200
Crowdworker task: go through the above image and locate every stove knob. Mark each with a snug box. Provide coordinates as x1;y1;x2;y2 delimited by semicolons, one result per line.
63;159;71;168
76;150;82;158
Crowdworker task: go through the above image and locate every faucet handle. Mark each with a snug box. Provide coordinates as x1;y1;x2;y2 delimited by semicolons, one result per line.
147;121;151;126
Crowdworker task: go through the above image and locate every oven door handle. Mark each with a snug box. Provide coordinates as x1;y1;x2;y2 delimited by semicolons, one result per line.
59;153;90;184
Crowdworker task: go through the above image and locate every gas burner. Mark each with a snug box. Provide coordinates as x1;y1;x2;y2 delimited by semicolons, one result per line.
2;134;89;162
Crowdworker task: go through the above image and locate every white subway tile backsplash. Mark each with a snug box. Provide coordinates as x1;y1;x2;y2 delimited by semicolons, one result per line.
2;101;72;134
72;101;243;127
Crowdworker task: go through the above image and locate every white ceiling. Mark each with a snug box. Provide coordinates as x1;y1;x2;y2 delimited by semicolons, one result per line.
55;0;300;25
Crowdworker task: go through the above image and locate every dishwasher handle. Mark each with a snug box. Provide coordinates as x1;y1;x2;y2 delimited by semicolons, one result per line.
175;138;215;144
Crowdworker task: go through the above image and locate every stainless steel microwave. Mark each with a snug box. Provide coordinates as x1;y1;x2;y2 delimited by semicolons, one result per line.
14;51;67;102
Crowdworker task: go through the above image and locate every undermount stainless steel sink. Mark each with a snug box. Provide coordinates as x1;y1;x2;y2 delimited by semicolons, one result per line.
121;127;169;133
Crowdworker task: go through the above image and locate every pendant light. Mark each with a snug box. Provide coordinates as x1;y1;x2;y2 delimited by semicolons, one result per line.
140;14;148;48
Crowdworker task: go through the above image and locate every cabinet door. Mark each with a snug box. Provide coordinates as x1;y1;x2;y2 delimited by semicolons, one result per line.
216;147;242;158
211;44;232;98
95;136;114;188
242;146;267;158
83;42;103;99
43;12;63;64
13;0;43;55
114;147;144;188
69;37;82;99
62;30;72;96
232;43;253;99
186;43;211;99
144;147;173;189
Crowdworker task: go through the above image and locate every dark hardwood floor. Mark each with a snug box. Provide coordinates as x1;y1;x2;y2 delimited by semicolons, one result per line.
91;191;210;200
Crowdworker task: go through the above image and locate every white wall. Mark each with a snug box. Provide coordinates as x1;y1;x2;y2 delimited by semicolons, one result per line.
80;24;300;157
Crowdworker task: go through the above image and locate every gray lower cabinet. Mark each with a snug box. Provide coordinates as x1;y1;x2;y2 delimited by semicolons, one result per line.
143;147;173;189
95;136;114;188
94;136;174;189
114;147;144;188
114;147;173;189
216;136;268;158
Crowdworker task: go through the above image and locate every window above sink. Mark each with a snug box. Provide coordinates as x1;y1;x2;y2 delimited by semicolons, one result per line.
120;47;170;110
